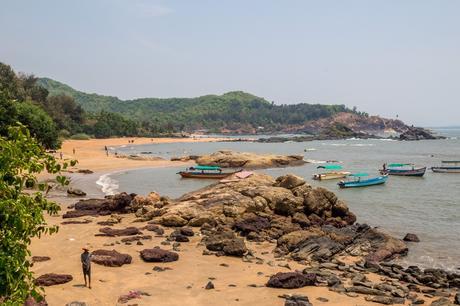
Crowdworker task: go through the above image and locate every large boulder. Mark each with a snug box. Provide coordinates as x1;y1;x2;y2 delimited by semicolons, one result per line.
266;272;316;289
91;249;132;267
140;247;179;262
34;273;73;286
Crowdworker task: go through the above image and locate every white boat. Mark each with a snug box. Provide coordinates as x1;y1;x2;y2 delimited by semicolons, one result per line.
313;165;350;181
431;161;460;173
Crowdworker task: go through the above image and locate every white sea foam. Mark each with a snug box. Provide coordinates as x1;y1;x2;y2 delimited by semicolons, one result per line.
305;159;326;164
96;174;119;195
350;143;375;147
304;148;317;151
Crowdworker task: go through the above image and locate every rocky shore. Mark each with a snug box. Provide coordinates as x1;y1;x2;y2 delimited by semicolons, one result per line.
171;150;306;169
33;172;460;305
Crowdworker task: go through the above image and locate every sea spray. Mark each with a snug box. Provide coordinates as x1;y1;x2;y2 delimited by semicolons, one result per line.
96;174;119;195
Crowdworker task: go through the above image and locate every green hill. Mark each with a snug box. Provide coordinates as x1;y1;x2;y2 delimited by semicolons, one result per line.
37;78;353;132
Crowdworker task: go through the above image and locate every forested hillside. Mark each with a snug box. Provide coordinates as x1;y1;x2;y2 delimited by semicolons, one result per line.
38;78;359;133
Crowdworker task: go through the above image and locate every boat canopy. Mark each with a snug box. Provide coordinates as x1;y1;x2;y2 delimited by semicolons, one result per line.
317;165;343;170
388;163;412;167
349;173;369;177
191;165;221;171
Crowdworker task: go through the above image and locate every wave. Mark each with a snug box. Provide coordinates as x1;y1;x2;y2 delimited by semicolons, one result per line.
304;148;317;151
96;174;119;196
350;143;375;147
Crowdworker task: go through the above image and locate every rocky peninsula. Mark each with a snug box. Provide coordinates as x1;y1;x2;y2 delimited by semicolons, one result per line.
30;173;460;305
172;150;306;169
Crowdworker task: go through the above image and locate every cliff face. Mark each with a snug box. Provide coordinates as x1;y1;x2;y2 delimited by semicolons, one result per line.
280;112;409;136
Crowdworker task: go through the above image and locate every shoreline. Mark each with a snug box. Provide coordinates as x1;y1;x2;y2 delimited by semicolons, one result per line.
56;136;229;173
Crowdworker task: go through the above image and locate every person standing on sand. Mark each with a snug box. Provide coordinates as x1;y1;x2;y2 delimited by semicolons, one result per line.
81;247;92;288
73;148;76;155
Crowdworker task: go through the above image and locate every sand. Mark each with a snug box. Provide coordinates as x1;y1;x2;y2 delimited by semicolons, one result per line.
56;136;227;172
30;195;380;306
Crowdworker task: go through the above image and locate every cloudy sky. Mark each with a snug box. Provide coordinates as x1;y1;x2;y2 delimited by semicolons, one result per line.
1;0;459;126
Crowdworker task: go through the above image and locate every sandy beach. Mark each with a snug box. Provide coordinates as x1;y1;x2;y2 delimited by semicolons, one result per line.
57;136;227;172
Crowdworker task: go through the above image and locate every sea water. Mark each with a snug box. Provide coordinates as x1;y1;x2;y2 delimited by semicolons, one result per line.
88;128;460;271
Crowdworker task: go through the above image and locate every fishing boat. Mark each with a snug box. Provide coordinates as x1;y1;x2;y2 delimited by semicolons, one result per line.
431;161;460;173
178;165;241;179
313;165;350;181
338;173;388;188
380;163;426;177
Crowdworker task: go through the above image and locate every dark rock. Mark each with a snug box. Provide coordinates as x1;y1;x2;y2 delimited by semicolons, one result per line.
274;174;306;189
455;292;460;305
67;187;87;197
316;297;329;302
63;192;136;218
282;294;313;306
66;302;87;306
346;285;387;296
266;272;316;289
403;233;420;242
77;169;93;174
234;216;271;236
32;256;51;263
399;127;444;141
120;235;152;243
91;249;132;267
140;247;179;262
205;281;215;290
34;273;73;286
180;227;195;237
152;266;172;272
365;296;405;304
174;234;190;242
202;228;247;257
143;224;165;235
61;219;92;225
98;227;141;237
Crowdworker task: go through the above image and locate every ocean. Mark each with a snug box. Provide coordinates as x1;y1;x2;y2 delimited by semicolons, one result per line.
83;127;460;271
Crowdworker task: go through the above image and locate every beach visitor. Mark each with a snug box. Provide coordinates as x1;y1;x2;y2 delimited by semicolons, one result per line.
60;152;63;159
81;247;92;289
73;148;76;155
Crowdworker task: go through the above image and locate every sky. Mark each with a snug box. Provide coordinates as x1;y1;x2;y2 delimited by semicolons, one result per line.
1;0;459;126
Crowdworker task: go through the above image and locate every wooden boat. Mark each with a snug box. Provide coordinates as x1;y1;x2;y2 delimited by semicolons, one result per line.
313;165;350;180
431;161;460;173
178;165;241;179
338;173;388;188
380;163;426;177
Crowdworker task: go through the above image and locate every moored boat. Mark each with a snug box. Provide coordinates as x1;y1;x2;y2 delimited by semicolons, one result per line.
313;165;350;180
178;165;241;179
380;163;426;177
431;161;460;173
338;173;388;188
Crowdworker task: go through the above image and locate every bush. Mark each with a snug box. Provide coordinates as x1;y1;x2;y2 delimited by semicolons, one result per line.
70;133;91;140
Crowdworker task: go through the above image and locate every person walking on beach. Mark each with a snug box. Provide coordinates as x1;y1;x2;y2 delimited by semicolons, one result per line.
81;247;92;288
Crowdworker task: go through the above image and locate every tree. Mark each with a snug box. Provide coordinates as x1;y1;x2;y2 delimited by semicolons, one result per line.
0;125;74;305
15;101;60;149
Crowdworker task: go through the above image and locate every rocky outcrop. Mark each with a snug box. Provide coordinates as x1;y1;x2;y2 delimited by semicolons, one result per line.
140;247;179;262
34;274;73;286
67;187;87;197
193;150;306;169
91;249;132;267
202;227;247;257
403;233;420;242
399;127;444;141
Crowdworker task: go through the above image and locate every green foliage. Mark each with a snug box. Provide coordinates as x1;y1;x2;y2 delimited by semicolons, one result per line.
69;133;91;140
0;125;73;305
15;101;61;149
38;78;356;133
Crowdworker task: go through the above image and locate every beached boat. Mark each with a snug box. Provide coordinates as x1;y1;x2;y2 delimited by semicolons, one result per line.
313;165;350;180
380;163;426;177
178;165;241;179
338;173;388;188
431;161;460;173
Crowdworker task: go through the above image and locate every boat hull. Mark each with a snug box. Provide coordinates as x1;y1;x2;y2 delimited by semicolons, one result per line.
380;167;426;177
313;171;350;181
178;171;236;179
431;167;460;173
338;175;388;188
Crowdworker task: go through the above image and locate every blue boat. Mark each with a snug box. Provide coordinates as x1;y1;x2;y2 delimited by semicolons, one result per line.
338;173;388;188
